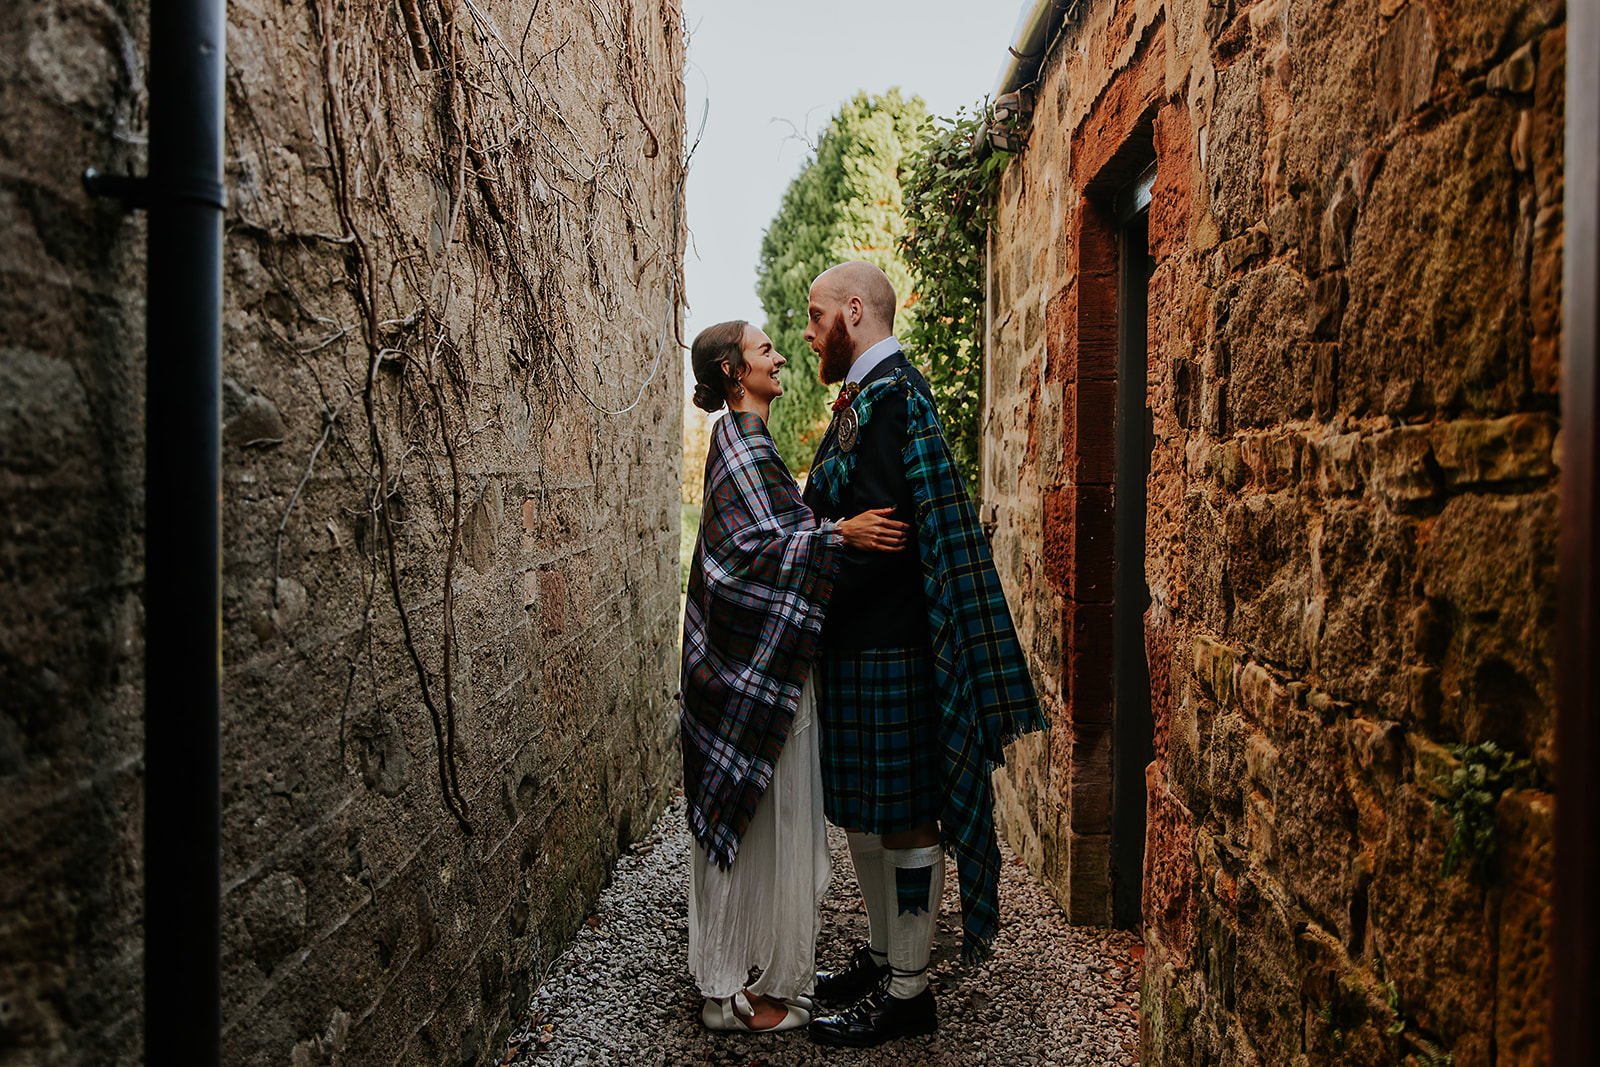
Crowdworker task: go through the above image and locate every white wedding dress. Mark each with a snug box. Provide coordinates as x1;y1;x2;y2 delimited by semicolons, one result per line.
687;670;831;1000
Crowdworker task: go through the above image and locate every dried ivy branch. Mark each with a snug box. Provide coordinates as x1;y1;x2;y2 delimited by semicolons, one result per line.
259;0;682;834
316;0;475;834
271;399;348;609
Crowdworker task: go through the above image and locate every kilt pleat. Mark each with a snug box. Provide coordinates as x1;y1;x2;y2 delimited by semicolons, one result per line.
817;646;943;833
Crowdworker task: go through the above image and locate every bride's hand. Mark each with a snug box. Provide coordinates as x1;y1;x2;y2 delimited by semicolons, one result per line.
838;507;910;552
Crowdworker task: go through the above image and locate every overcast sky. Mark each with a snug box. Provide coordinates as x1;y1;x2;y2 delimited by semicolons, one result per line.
677;0;1030;366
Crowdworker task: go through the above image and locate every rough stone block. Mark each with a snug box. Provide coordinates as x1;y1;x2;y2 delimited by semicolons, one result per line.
1307;272;1348;340
1238;432;1298;493
1237;661;1289;741
1213;439;1247;491
1320;181;1360;272
1205;711;1251;826
1418;491;1558;772
1376;2;1440;127
1173;357;1200;429
1216;264;1311;427
1497;788;1554;894
1267;195;1303;257
1243;731;1279;795
1531;25;1566;211
1343;95;1527;416
539;570;566;637
1170;685;1204;813
1208;57;1266;240
1430;0;1565;75
1274;698;1356;934
1151;103;1196;265
1346;717;1405;796
1233;872;1302;1064
1221;226;1269;272
1346;717;1406;851
1493;790;1553;1067
1223;492;1313;669
1202;373;1229;436
1430;412;1556;485
1495;880;1552;1067
1311;343;1340;420
1529;204;1563;396
1364;426;1440;507
223;388;289;447
1370;785;1495;1062
1245;791;1277;863
1311;431;1365;496
1311;503;1417;711
1044;283;1074;385
1193;634;1236;708
1487;41;1537;95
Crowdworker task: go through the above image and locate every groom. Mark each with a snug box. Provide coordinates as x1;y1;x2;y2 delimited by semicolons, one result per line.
800;262;1044;1047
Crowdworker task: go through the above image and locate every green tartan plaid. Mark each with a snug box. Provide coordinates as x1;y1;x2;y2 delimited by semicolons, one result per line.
816;646;944;834
811;368;1047;960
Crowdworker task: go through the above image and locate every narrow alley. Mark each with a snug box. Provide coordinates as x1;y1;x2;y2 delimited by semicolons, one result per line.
6;0;1592;1062
501;798;1141;1067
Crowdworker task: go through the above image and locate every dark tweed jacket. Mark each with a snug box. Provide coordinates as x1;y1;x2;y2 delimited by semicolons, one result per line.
802;352;931;652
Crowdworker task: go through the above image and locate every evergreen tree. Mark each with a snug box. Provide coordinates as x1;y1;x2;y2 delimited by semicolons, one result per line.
756;89;927;472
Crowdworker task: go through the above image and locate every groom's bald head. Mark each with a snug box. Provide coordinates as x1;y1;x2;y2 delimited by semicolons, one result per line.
810;261;897;333
804;261;899;384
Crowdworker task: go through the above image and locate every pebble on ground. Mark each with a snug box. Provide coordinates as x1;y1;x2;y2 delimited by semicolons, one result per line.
503;795;1141;1066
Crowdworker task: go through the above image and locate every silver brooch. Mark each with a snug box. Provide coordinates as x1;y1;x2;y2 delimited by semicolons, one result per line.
836;405;860;453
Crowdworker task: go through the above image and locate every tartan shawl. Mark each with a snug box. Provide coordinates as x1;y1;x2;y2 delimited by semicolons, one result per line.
812;370;1046;959
681;410;841;870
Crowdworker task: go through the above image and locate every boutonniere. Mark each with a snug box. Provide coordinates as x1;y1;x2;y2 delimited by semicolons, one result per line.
830;381;861;413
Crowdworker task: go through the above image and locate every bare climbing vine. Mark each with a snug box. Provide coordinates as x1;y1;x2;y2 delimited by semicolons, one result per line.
227;0;684;834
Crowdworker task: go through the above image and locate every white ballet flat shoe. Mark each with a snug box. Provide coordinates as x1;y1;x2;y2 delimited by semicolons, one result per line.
700;992;811;1032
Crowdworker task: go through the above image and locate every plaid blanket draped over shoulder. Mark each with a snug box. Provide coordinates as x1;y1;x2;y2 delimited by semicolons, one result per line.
682;410;842;869
813;370;1047;959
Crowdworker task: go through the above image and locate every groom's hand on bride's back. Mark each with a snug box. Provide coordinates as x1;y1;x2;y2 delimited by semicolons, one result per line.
838;507;910;552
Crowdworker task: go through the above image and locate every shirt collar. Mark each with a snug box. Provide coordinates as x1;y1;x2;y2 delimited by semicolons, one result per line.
846;335;901;386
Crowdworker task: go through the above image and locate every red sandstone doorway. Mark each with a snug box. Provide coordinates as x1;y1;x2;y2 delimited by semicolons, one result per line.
1108;163;1157;929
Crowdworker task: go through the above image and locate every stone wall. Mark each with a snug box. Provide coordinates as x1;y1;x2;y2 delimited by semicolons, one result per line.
1;0;686;1062
984;0;1561;1063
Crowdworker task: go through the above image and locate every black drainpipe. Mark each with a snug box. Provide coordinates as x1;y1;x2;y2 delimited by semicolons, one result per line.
86;0;227;1060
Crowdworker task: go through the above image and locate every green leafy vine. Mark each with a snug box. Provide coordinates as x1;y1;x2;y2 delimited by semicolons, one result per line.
900;103;1011;499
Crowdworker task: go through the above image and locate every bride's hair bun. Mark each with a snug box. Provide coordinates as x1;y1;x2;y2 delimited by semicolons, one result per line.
692;381;725;413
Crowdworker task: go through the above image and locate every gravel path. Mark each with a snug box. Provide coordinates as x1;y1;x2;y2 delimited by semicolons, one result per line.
503;795;1141;1066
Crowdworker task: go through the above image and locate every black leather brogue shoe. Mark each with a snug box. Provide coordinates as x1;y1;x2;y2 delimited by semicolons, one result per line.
807;986;937;1048
813;944;889;1006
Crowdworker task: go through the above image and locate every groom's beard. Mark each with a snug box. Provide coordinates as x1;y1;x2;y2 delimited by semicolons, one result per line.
817;315;854;384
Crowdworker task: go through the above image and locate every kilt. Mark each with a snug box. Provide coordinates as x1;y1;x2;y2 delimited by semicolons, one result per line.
817;645;943;833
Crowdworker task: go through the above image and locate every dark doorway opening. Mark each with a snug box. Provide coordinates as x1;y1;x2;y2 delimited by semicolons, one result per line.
1110;163;1156;930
